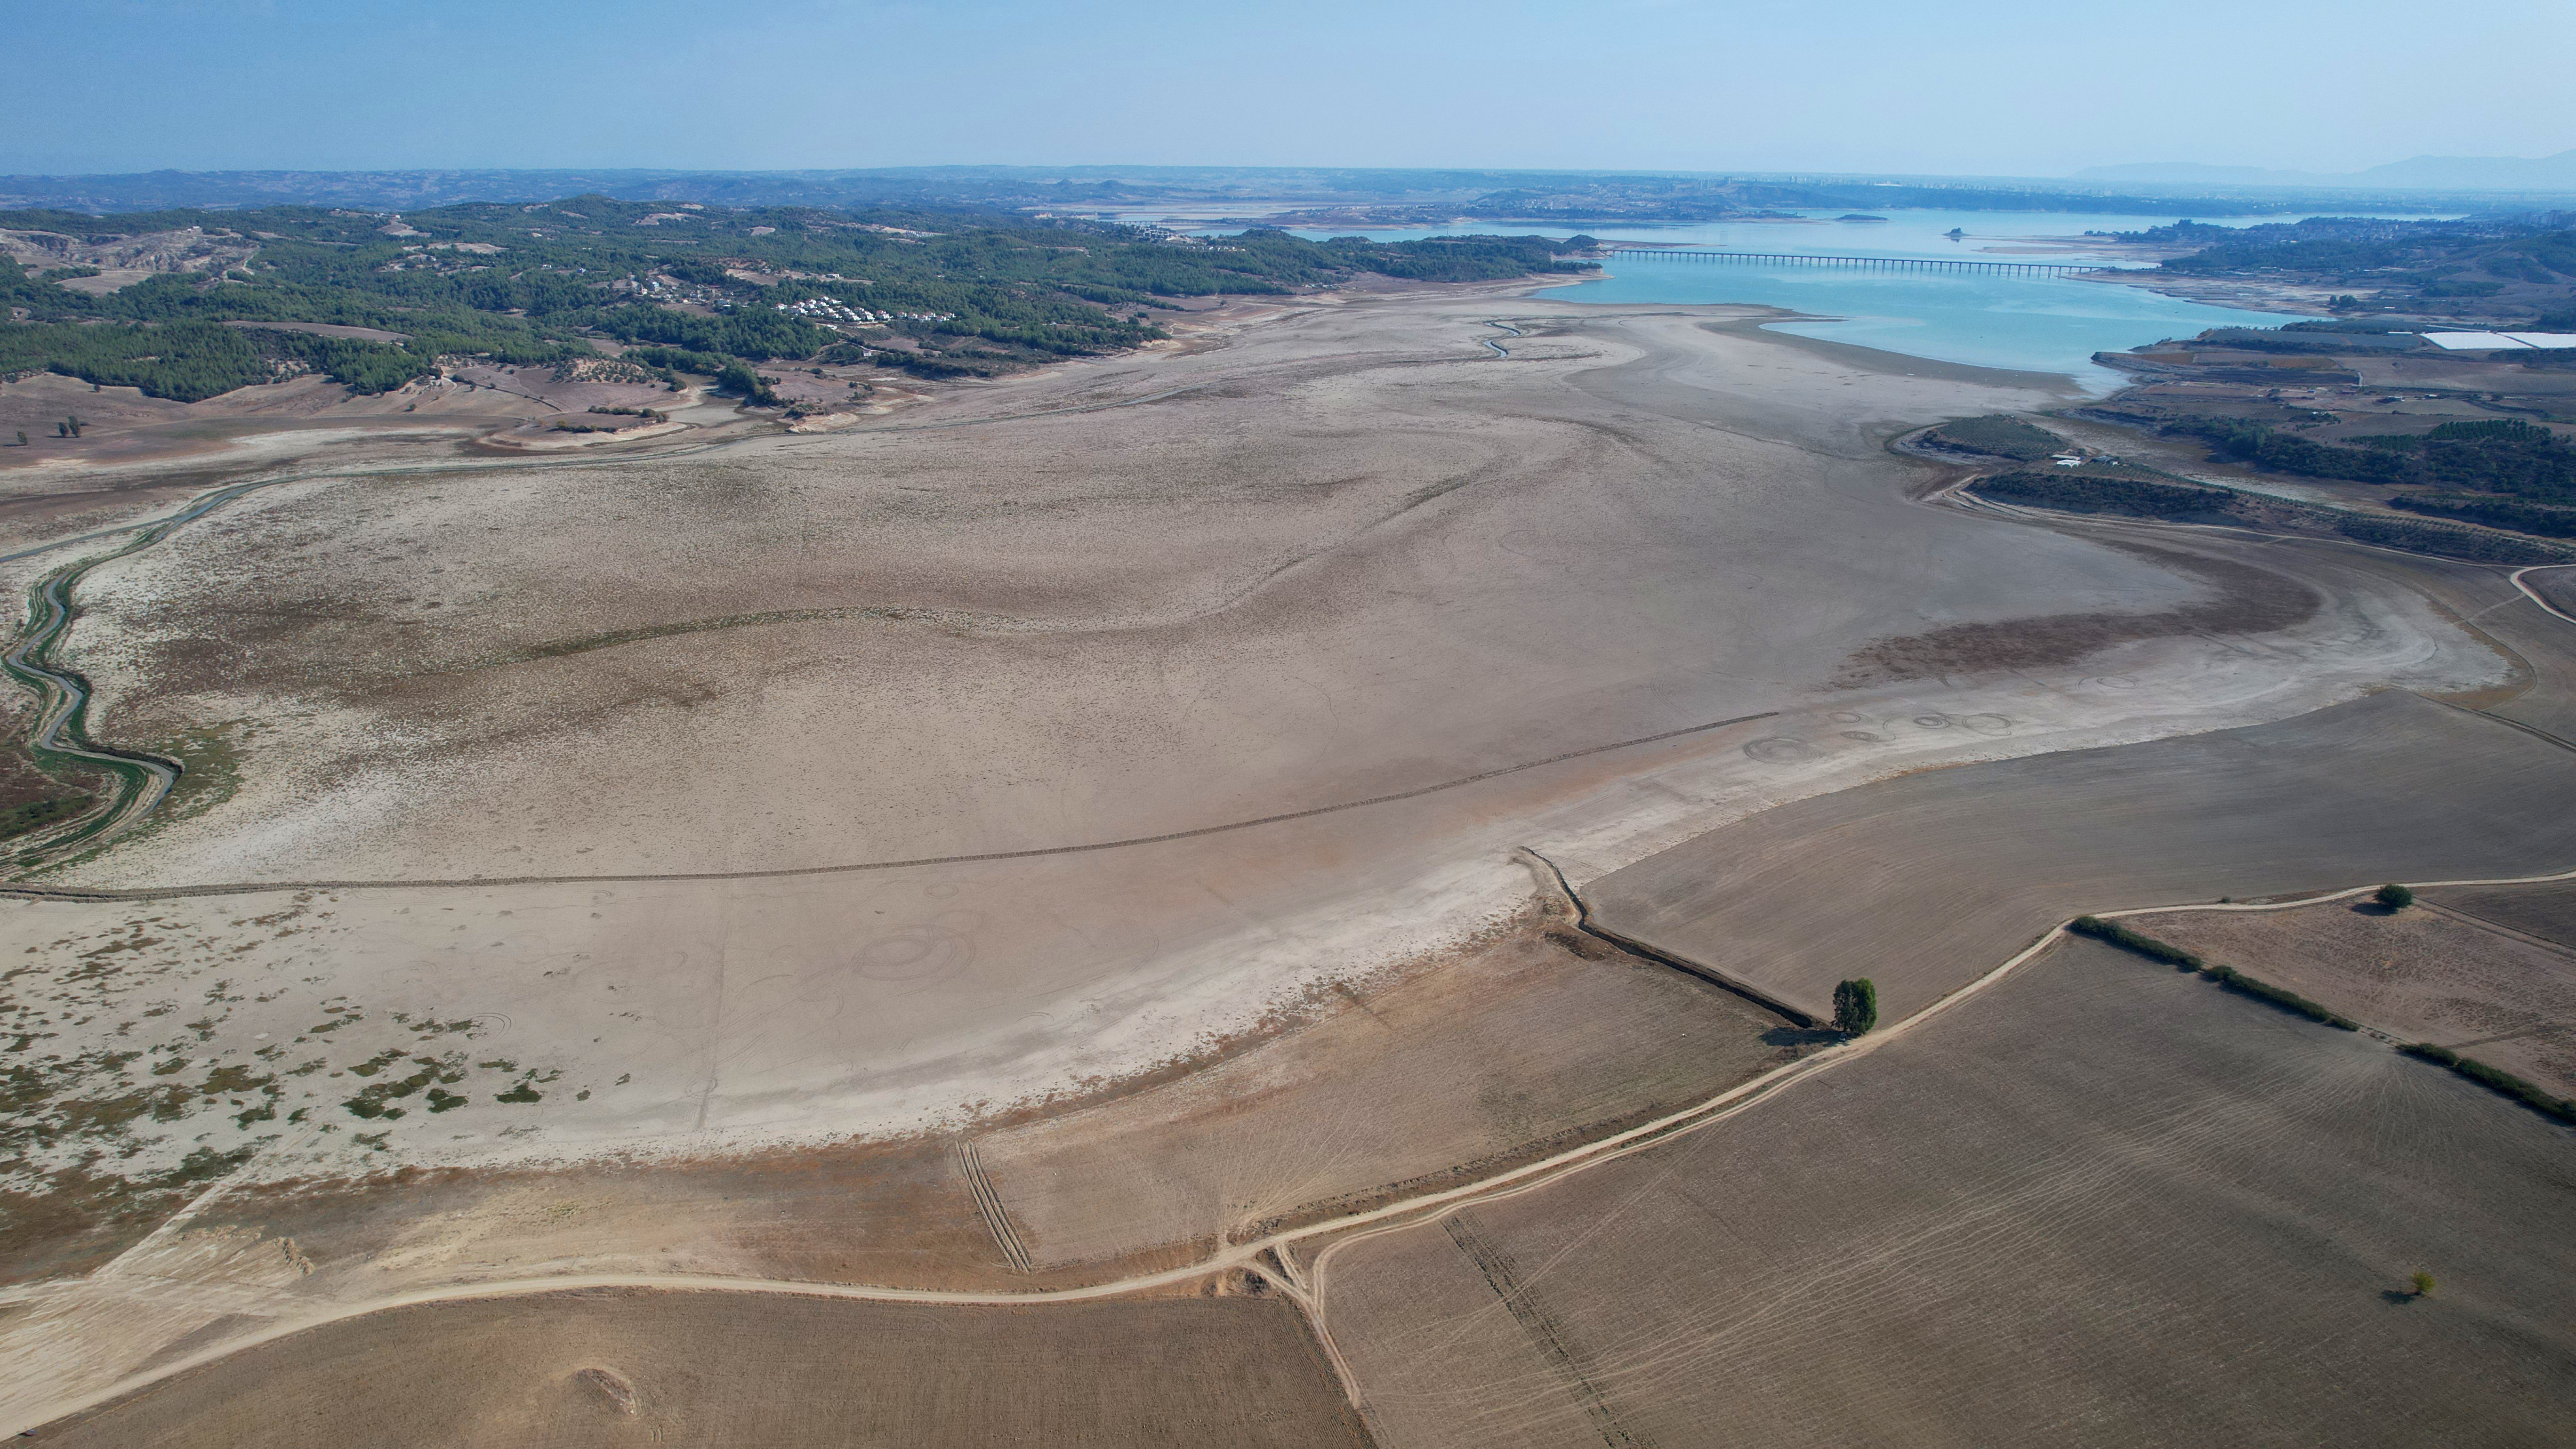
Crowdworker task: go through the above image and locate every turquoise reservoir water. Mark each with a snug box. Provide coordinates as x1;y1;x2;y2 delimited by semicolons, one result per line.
1240;210;2451;392
1537;253;2297;393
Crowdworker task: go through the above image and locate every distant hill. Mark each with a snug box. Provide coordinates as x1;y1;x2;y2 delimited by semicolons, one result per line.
2076;151;2576;192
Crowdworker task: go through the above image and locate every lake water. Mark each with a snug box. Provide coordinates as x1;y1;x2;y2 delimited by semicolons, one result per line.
1220;209;2451;392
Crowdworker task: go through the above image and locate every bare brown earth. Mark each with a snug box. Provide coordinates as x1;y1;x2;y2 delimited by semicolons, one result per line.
51;298;2176;886
1317;935;2576;1449
976;896;1799;1271
0;905;1798;1427
1585;689;2576;1025
1837;536;2320;682
2429;878;2576;951
35;1289;1368;1449
2;292;2560;1438
0;360;749;484
161;904;1790;1294
2142;894;2576;1097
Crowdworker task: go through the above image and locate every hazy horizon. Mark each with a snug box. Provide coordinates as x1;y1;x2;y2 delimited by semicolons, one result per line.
9;0;2571;181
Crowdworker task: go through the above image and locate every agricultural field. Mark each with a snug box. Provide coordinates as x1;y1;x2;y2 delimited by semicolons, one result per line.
2426;879;2576;951
33;1290;1366;1449
2142;886;2576;1096
1584;690;2576;1024
1316;935;2576;1448
976;901;1803;1270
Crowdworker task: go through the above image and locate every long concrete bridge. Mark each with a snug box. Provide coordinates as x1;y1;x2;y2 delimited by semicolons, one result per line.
1607;247;2122;277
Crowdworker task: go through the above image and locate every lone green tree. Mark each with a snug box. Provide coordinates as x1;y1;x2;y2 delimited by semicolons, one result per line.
1833;978;1878;1037
2376;883;2415;910
2409;1270;2437;1298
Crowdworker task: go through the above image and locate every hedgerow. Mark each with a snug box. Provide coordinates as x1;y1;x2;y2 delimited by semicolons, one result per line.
2400;1043;2576;1124
2070;915;2358;1029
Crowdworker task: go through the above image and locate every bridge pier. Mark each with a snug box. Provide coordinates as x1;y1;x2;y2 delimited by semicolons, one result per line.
1609;248;2105;279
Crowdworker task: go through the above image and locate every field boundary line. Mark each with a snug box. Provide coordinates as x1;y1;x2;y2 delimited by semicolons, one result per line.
0;712;1779;901
1519;846;1821;1027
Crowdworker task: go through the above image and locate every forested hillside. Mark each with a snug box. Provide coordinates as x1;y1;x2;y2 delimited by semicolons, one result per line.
2113;215;2576;321
0;197;1594;400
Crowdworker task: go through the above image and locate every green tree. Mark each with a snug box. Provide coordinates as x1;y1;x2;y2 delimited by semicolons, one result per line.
1833;978;1878;1036
2376;883;2415;910
2409;1270;2437;1298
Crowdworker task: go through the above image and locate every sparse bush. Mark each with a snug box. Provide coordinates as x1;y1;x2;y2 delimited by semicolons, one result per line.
1832;978;1877;1037
2375;883;2415;910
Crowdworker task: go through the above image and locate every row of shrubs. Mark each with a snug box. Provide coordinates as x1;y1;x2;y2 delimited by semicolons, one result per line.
2069;915;2359;1029
1971;470;2573;565
2071;913;2576;1124
2399;1043;2576;1125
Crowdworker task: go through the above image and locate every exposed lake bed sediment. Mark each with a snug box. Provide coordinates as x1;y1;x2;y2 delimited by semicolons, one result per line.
3;281;2563;1437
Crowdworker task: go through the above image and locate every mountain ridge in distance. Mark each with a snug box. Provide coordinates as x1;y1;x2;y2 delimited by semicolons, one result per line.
2075;149;2576;191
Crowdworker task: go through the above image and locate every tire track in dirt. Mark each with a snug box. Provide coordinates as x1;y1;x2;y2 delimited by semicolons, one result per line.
955;1138;1035;1274
1444;1212;1649;1448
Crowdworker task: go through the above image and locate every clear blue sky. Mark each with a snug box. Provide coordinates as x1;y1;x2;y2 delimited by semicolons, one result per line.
10;0;2572;177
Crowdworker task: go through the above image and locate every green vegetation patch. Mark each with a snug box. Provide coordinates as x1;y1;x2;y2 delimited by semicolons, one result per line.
1831;978;1878;1036
340;1052;460;1119
2166;416;2576;499
0;794;95;841
1927;415;2066;461
0;199;1599;405
1973;470;2571;565
2391;493;2576;538
1977;470;2242;521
